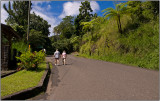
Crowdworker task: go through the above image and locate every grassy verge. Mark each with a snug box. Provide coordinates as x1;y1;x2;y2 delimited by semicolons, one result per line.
49;62;53;69
78;53;158;70
1;61;47;97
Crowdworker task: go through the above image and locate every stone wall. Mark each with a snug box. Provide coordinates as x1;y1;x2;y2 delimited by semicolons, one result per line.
1;45;9;70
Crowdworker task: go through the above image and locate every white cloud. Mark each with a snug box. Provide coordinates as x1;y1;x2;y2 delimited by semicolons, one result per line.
1;8;8;24
59;1;81;19
1;1;13;24
32;5;44;12
59;1;100;19
90;1;100;13
32;1;50;6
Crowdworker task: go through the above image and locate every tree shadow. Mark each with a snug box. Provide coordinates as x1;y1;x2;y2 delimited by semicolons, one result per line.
62;63;73;66
51;64;61;87
57;63;73;66
36;67;47;72
27;66;47;72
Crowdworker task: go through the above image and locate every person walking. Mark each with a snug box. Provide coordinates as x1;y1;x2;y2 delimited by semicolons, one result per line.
42;48;46;54
61;50;67;65
54;49;60;66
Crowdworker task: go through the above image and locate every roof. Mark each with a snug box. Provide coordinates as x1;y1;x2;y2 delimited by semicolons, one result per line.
1;23;21;39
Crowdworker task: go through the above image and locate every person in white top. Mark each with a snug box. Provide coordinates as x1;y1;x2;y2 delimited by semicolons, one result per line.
54;49;60;66
43;48;46;54
61;50;67;65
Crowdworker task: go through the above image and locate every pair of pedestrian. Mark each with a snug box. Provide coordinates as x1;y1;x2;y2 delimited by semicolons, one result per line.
54;49;67;66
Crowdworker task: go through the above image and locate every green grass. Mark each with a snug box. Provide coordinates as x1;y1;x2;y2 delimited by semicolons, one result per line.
49;62;53;69
79;53;159;70
1;61;47;97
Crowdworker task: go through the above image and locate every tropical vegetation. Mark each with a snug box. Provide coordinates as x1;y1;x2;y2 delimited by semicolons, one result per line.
16;50;45;70
2;1;159;70
52;1;159;70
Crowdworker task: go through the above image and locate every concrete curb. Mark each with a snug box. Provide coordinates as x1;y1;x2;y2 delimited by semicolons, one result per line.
1;70;17;78
1;62;51;100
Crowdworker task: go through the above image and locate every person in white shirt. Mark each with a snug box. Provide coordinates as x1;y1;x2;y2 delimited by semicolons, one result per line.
61;50;67;65
54;49;60;66
43;48;46;54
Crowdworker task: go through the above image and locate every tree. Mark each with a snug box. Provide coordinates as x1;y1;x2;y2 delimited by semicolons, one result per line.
102;3;127;34
53;16;75;39
93;13;98;19
74;1;93;36
81;21;94;38
79;1;93;22
141;1;159;20
53;26;60;36
3;1;52;53
3;1;32;38
126;1;144;23
29;29;46;51
3;2;51;38
53;25;61;41
30;13;51;52
126;1;159;23
81;17;104;39
30;12;51;36
61;16;75;39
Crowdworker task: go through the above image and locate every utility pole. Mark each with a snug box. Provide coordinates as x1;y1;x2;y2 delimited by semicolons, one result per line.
27;0;31;41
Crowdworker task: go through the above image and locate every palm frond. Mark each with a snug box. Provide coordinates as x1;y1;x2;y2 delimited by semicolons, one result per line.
102;7;114;12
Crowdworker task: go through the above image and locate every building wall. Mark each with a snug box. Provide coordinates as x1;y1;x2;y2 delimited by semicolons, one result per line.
1;45;9;70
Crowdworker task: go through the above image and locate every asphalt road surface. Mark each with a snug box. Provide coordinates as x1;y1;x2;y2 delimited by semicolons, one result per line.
31;55;159;100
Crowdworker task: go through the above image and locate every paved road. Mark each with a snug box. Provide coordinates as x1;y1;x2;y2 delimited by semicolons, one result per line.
31;55;159;100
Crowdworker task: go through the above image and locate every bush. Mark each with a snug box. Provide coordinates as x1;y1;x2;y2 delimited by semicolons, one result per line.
16;50;45;70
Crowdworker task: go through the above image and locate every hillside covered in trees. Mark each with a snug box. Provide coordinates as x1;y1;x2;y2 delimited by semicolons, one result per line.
51;1;159;70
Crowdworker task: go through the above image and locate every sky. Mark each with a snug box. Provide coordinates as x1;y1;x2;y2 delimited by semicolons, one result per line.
1;1;116;37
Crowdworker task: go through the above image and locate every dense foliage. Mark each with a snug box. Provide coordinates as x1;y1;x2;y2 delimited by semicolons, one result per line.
16;50;45;70
11;40;29;53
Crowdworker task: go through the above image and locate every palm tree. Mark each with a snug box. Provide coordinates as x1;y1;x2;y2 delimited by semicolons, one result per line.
102;3;127;34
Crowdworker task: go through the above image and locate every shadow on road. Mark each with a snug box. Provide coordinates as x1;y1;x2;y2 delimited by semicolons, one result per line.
51;65;61;87
56;63;73;66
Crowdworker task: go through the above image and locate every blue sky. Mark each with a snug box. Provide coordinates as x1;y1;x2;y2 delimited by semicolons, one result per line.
1;1;116;36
